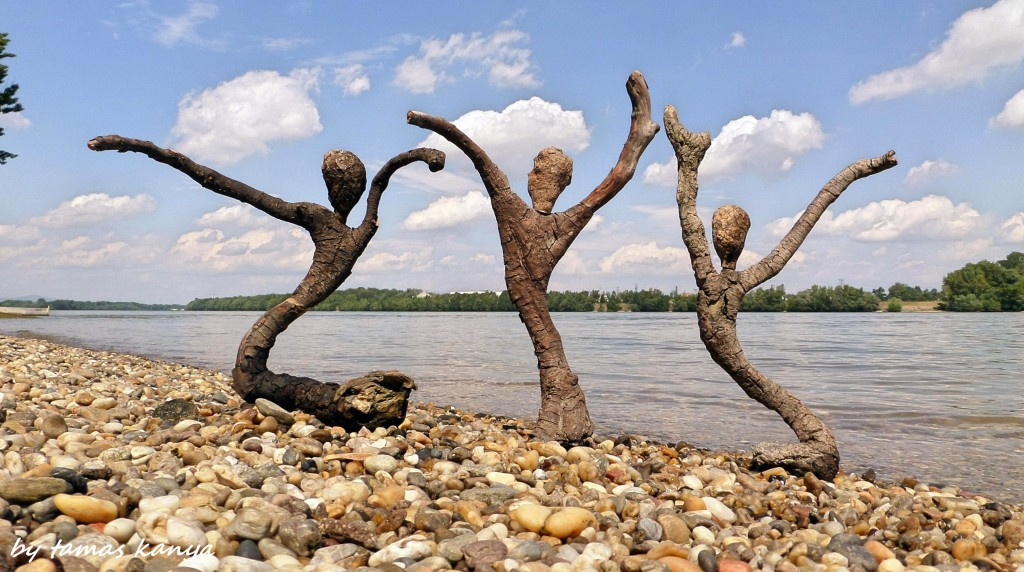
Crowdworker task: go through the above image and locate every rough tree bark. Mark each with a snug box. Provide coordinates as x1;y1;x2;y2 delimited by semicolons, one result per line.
663;105;898;479
408;71;659;442
88;135;445;430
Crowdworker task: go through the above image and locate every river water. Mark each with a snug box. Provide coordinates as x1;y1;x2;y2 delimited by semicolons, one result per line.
2;311;1021;501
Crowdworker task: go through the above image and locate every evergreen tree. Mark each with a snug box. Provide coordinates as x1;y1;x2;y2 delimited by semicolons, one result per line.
1;33;23;164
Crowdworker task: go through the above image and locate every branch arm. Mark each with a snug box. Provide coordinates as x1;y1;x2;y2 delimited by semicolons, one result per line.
88;135;302;224
740;150;898;290
361;148;446;228
581;70;661;210
664;105;716;283
406;111;514;202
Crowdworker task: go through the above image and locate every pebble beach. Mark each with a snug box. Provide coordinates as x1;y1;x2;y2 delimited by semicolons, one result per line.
0;334;1022;572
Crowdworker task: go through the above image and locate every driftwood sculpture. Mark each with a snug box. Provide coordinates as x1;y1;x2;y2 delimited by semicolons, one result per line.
88;136;445;430
663;106;897;478
408;71;659;442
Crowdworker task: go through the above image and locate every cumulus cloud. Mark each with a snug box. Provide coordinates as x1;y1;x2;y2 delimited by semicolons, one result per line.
393;28;539;93
1001;212;1024;242
990;89;1024;129
194;205;266;228
170;68;323;165
643;110;825;185
0;224;42;245
849;0;1024;104
53;237;128;267
766;194;983;242
154;1;224;49
28;193;156;228
403;191;491;231
334;64;371;96
599;241;690;274
417;97;590;177
904;159;959;187
727;32;746;48
468;253;496;265
171;226;311;272
0;112;30;129
356;247;434;273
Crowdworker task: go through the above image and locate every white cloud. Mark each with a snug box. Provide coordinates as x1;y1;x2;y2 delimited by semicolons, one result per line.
356;247;434;273
171;226;311;272
849;0;1024;104
990;89;1024;129
644;110;825;185
1001;212;1024;242
194;205;266;228
557;250;590;275
170;68;323;165
599;241;690;274
154;1;223;49
403;191;491;231
0;224;42;245
767;194;983;242
28;193;156;228
728;32;746;49
52;236;133;268
0;112;31;129
333;64;371;96
393;29;539;93
904;159;959;187
418;97;590;178
468;253;496;265
395;57;439;94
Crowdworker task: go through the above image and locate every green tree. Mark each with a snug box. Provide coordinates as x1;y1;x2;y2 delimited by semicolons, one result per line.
1;33;24;164
742;285;787;311
939;252;1024;311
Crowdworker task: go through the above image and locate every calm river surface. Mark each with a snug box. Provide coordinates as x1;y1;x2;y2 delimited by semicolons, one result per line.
2;311;1021;501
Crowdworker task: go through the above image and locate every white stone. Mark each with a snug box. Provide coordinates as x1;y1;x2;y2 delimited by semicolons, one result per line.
166;515;209;548
692;525;716;545
174;419;203;432
139;495;180;514
367;535;433;566
702;496;737;524
103;518;137;543
486;471;516;486
682;474;704;490
178;553;221;572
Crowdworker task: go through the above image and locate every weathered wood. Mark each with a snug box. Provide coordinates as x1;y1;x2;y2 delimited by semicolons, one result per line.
408;71;659;442
664;105;897;478
89;136;444;428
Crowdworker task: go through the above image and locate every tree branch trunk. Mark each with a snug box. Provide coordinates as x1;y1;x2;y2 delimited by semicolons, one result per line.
91;136;443;430
663;106;716;284
407;72;657;442
581;71;660;210
88;135;302;225
740;150;897;290
663;105;898;479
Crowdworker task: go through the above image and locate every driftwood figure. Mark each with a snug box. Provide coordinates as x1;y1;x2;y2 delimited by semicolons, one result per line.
663;106;897;478
408;71;659;442
88;136;445;430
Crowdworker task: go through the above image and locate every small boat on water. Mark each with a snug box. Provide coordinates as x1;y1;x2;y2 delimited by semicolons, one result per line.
0;306;50;317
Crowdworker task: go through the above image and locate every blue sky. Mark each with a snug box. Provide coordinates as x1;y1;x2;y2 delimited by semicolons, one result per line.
2;1;1023;303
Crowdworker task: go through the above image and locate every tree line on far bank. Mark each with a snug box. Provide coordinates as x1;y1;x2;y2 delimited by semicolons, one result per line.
183;283;930;313
938;251;1024;311
0;298;182;311
10;251;1019;314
